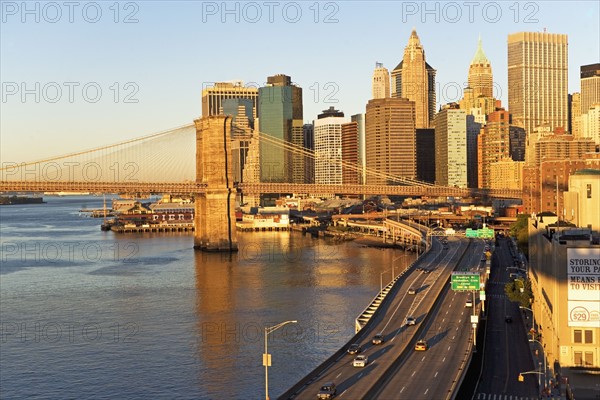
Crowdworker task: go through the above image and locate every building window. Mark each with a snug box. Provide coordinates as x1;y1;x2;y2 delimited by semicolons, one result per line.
574;330;582;343
584;330;593;344
584;352;593;366
574;351;583;366
587;184;592;199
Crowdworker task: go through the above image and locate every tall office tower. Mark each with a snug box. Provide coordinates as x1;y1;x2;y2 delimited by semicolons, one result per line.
341;121;359;185
303;123;314;183
415;128;435;184
313;107;347;185
365;97;416;184
580;63;600;113
460;38;497;118
201;81;258;117
468;36;493;98
507;31;568;140
466;115;481;188
258;74;303;183
479;108;511;189
351;114;366;184
372;62;391;99
223;99;254;184
569;93;582;137
434;104;467;188
580;104;600;144
391;29;436;128
509;126;526;161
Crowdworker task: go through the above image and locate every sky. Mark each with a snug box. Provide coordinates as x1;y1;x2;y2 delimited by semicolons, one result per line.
1;0;599;163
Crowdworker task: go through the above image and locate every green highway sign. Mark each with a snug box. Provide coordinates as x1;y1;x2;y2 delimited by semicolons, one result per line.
451;272;480;291
465;227;495;239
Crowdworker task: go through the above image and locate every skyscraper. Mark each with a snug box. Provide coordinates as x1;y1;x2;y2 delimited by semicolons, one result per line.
435;104;467;188
365;97;416;184
314;107;347;185
416;128;435;184
352;114;366;184
479;108;511;189
372;62;390;99
507;31;568;139
460;37;496;119
202;81;258;117
257;74;303;183
341;121;359;185
580;63;600;114
466;115;481;188
391;29;436;128
468;36;493;98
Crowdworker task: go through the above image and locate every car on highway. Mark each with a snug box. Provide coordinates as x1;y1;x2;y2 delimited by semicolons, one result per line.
414;340;428;351
422;269;429;274
347;343;362;355
505;315;513;323
405;316;416;326
465;299;473;307
408;287;416;295
372;333;385;345
317;382;337;399
352;355;368;367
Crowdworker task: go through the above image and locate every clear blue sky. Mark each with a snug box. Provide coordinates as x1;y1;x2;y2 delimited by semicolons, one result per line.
1;0;599;162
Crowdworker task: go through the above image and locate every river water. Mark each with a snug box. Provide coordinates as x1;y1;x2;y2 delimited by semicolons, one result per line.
0;196;415;399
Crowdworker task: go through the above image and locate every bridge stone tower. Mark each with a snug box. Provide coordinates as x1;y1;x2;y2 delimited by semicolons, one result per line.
194;115;238;252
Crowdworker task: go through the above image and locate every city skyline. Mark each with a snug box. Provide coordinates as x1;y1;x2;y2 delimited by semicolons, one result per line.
1;1;599;162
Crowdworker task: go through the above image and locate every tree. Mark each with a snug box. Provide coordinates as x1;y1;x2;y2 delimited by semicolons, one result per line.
509;213;530;259
505;278;534;308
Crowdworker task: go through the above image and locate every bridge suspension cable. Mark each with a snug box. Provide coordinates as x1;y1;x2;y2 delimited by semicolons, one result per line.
1;124;196;183
250;127;438;188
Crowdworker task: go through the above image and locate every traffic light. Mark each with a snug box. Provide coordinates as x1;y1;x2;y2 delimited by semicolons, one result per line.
518;374;524;382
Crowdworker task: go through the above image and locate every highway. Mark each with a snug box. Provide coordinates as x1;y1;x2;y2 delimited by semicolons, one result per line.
369;238;485;399
473;237;538;400
284;236;475;400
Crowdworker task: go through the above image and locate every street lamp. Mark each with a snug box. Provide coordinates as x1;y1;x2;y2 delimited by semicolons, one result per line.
264;320;297;400
529;338;547;394
380;269;392;294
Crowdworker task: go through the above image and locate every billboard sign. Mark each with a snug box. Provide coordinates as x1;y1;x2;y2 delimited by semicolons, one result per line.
567;248;600;327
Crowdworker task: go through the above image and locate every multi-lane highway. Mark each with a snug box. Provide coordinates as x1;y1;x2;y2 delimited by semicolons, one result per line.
370;239;485;399
473;237;538;400
283;235;481;399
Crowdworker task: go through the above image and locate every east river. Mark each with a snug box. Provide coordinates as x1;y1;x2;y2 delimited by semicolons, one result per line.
0;196;416;399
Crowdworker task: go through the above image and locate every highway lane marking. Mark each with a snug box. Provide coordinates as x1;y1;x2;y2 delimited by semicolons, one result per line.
424;388;429;395
359;372;363;378
421;356;426;362
336;372;342;379
461;311;464;315
456;326;459;330
446;311;449;315
448;346;451;351
434;371;438;377
382;348;387;353
442;318;445;322
400;386;405;393
411;371;416;377
339;389;347;397
442;357;446;362
452;335;456;340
